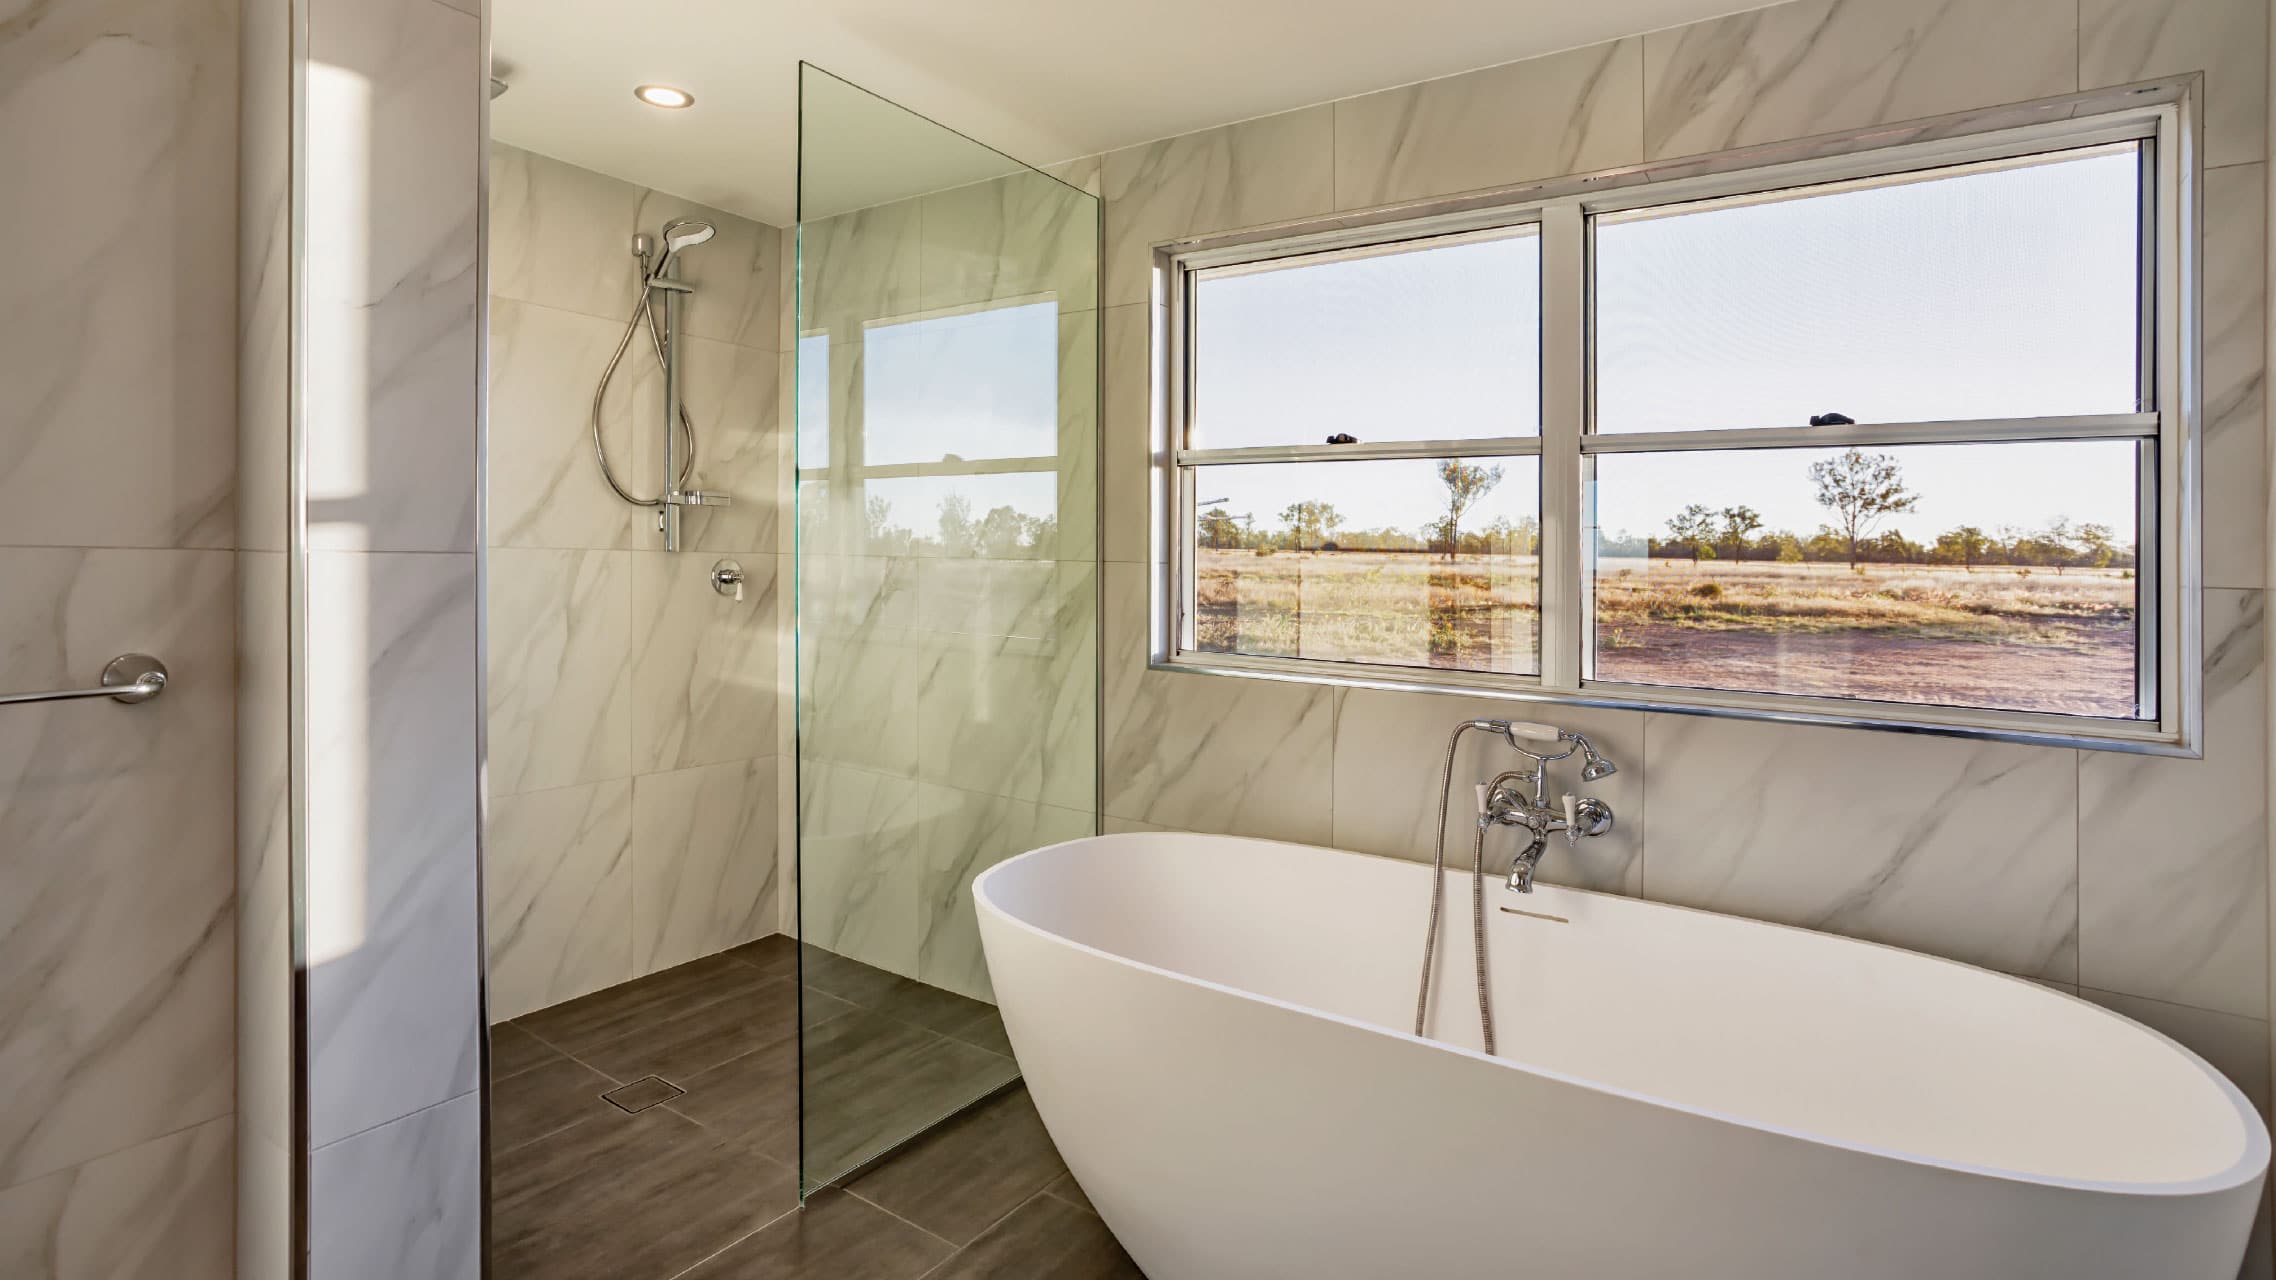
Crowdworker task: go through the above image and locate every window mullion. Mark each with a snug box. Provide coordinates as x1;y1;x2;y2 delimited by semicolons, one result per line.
1538;203;1586;692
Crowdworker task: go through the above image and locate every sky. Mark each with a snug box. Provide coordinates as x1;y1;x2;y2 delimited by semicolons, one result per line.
795;142;2147;552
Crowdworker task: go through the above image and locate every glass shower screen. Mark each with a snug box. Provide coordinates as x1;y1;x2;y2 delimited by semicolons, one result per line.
793;63;1101;1192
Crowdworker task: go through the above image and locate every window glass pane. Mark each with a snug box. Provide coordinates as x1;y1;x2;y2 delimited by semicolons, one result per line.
1190;232;1540;449
1595;144;2142;433
1191;457;1541;674
1589;441;2143;717
864;301;1059;465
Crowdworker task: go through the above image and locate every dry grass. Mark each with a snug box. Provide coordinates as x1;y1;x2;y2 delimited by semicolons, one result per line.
1593;558;2136;646
1195;550;2139;716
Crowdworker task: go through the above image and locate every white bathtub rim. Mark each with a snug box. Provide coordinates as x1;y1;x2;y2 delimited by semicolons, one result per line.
975;831;2271;1200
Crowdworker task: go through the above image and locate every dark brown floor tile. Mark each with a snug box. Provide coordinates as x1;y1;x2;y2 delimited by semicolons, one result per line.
939;1005;1014;1057
515;954;772;1056
577;978;851;1084
803;1017;1021;1181
491;1105;797;1280
847;1087;1066;1245
489;1021;565;1081
490;1054;619;1155
799;946;919;1006
662;1032;801;1160
864;980;1004;1040
725;933;797;979
1042;1171;1095;1214
676;1188;951;1280
922;1194;1142;1280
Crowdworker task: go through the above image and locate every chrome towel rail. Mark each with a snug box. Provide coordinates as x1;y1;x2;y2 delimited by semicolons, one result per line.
0;654;170;707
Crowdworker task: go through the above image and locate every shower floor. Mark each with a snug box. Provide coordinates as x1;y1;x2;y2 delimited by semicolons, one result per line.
488;936;1139;1278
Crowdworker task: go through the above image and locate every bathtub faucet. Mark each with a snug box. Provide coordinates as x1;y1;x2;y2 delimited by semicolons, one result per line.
1476;729;1616;893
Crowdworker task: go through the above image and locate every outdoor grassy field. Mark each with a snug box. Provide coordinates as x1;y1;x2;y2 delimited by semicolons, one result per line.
1195;550;2138;716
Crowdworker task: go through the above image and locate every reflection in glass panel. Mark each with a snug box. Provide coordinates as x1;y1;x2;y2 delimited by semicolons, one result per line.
865;302;1060;465
1595;144;2142;432
1191;230;1540;449
1192;458;1541;674
796;334;830;468
1589;441;2142;717
796;63;1099;1195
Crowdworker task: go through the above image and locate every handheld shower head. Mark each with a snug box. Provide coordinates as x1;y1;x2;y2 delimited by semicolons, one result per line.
1576;736;1619;782
659;217;716;256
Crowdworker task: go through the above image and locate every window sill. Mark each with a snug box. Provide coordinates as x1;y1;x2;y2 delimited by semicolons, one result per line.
1150;650;2200;758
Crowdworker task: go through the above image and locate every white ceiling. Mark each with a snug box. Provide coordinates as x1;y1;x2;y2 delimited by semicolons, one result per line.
492;0;1760;227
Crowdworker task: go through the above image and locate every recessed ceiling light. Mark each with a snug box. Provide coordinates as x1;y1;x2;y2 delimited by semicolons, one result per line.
634;84;694;110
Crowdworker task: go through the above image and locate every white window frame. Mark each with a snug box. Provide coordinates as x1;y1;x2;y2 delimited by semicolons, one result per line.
1149;82;2203;756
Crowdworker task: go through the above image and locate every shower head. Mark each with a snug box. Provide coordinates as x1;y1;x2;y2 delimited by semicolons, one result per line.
1575;736;1618;782
659;218;716;256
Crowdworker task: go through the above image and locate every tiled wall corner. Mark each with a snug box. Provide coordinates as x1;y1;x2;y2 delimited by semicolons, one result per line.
483;144;787;1020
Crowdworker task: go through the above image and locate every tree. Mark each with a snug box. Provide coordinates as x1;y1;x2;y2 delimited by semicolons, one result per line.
1809;448;1918;568
936;492;976;556
1198;505;1242;549
1665;503;1718;563
1432;461;1503;560
1935;524;1992;571
1278;500;1342;551
2076;522;2118;570
1717;505;1764;561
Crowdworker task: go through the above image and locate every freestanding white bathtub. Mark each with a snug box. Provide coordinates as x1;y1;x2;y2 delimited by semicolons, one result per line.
974;832;2269;1279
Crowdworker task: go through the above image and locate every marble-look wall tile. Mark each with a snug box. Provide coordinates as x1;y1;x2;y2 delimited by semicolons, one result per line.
0;0;237;549
1100;304;1158;566
1056;310;1102;566
1100;105;1334;307
798;556;924;779
1101;562;1335;842
798;761;930;975
2082;0;2268;170
308;1093;481;1280
490;145;780;349
912;792;1093;1001
913;561;1097;811
1331;689;1642;894
305;551;482;1147
631;551;779;772
1641;0;2079;161
487;297;638;550
1642;714;2080;982
0;548;234;1188
304;0;479;552
801;198;923;341
490;297;777;553
2085;987;2271;1121
0;1117;231;1280
2080;589;2268;1018
631;757;781;973
487;780;636;1022
487;548;632;796
2203;163;2268;590
1333;39;1644;210
919;168;1100;314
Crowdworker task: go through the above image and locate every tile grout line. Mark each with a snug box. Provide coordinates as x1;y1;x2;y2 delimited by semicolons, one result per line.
654;1201;805;1280
904;1185;1063;1280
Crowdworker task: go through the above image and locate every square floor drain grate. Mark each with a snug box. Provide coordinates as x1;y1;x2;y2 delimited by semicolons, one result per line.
602;1076;684;1114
